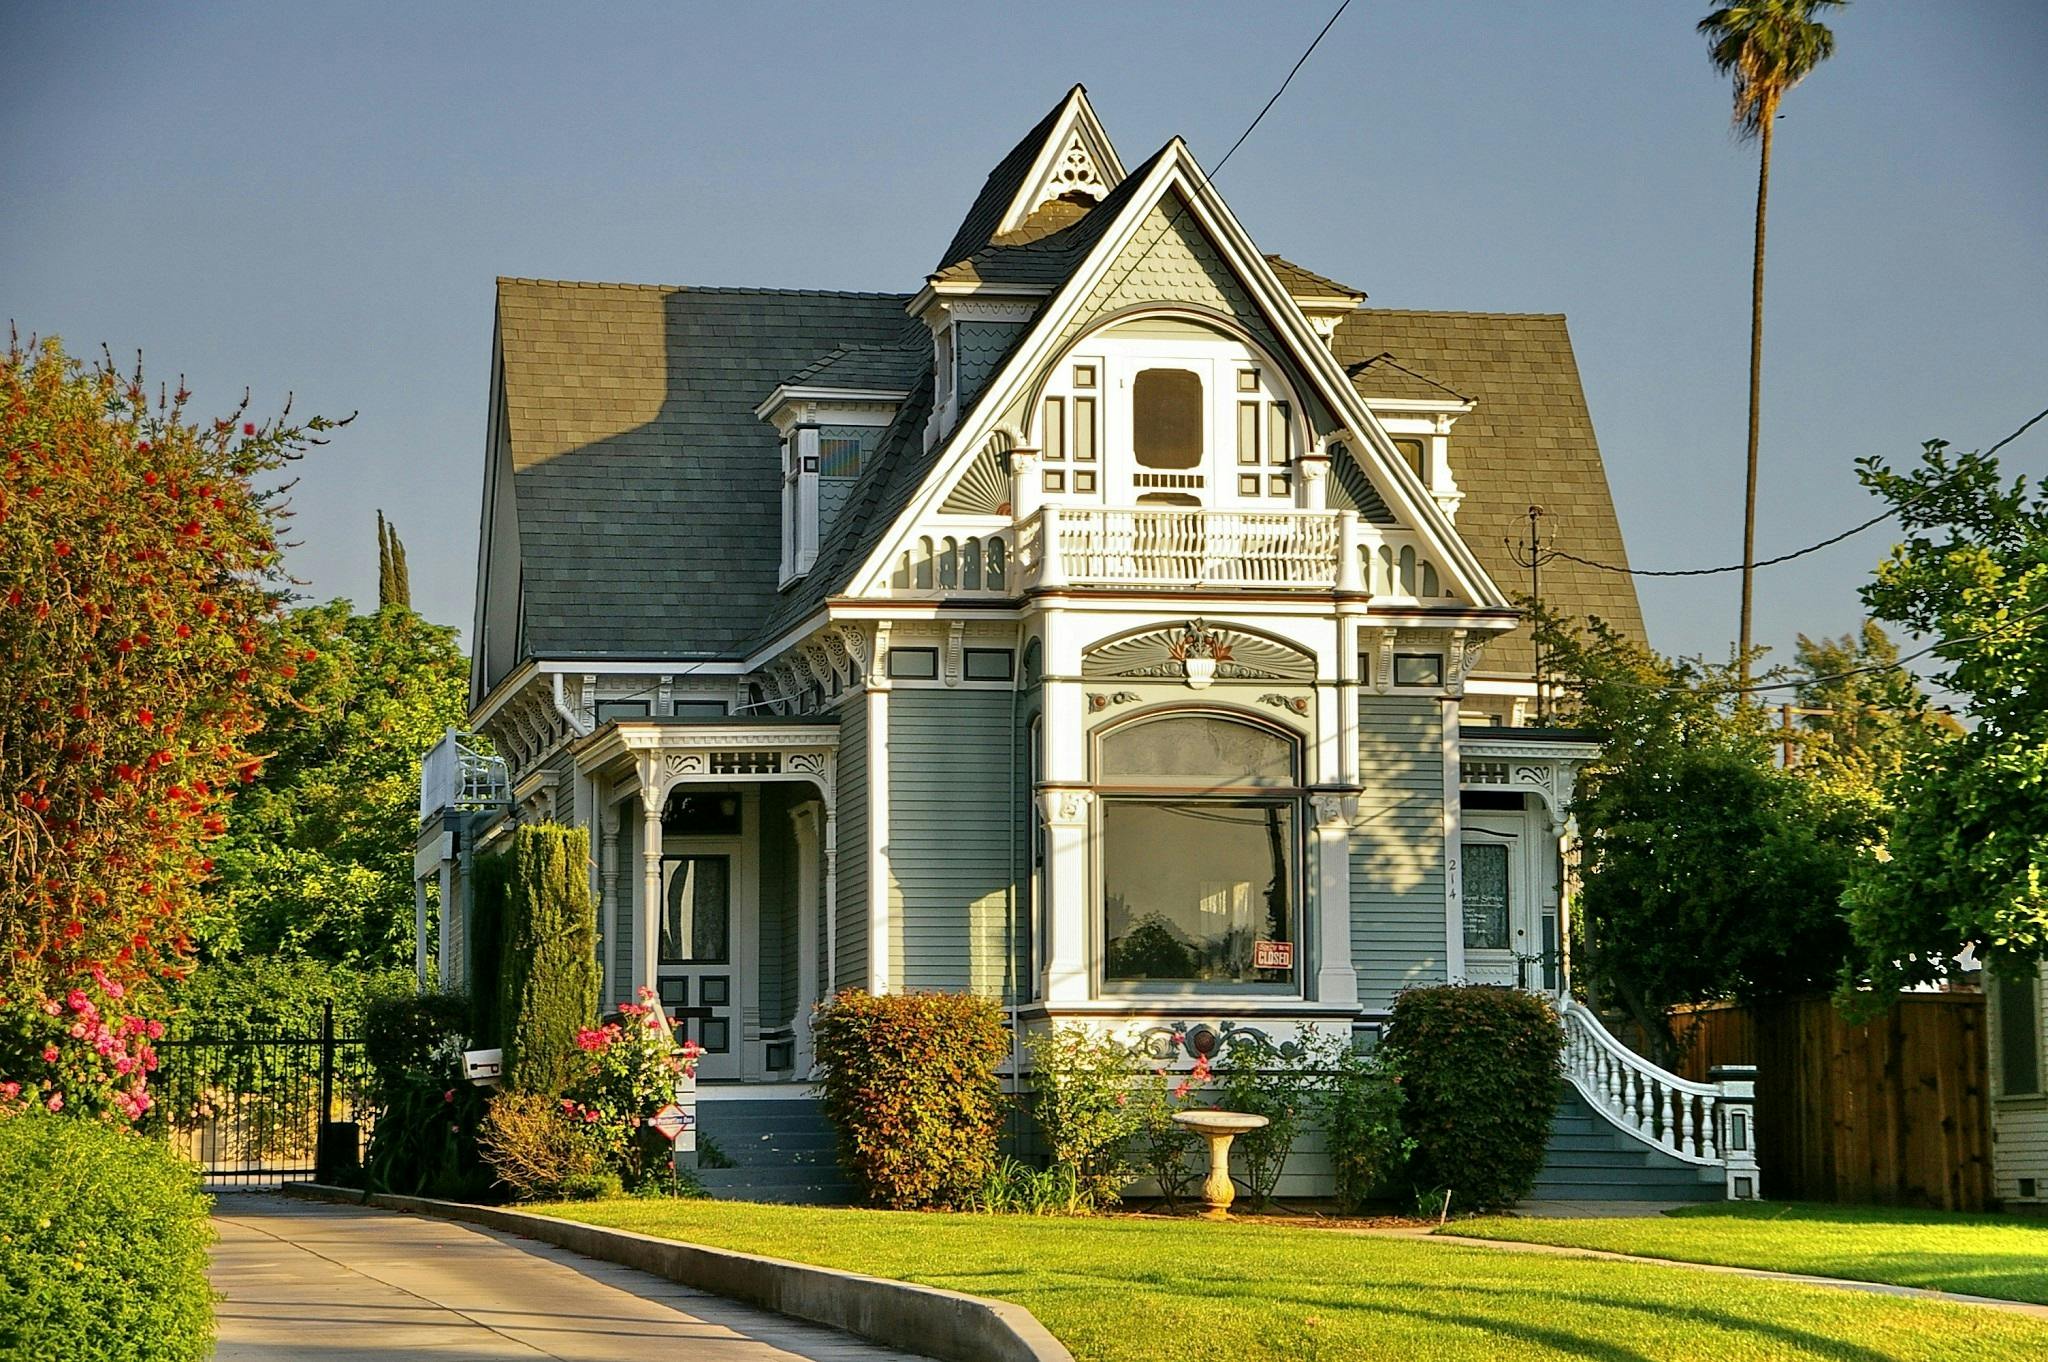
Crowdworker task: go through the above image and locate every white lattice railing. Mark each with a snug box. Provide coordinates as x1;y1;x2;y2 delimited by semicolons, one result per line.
1558;996;1760;1198
418;729;510;820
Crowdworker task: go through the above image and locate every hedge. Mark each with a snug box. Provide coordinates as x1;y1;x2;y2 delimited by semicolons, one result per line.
497;824;599;1096
812;990;1011;1209
360;992;494;1199
0;1113;214;1362
1379;984;1563;1212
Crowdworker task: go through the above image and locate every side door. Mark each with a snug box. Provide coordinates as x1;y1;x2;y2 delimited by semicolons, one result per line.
1459;812;1528;988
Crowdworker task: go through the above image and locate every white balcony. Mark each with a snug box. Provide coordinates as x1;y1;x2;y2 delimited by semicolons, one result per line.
884;507;1453;603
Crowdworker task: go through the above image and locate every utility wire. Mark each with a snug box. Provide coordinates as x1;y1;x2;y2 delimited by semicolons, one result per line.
1546;404;2048;578
1556;599;2048;701
1211;0;1355;179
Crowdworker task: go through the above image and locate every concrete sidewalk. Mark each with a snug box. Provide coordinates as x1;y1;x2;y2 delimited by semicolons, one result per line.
210;1192;929;1361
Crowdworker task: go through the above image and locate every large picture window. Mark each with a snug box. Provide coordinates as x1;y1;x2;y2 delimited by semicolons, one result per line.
1097;712;1301;990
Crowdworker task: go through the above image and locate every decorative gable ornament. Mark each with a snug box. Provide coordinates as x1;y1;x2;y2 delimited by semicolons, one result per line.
1046;134;1108;205
1083;620;1316;687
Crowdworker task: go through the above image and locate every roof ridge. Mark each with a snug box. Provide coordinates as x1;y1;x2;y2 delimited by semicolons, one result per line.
496;276;910;300
1353;307;1568;321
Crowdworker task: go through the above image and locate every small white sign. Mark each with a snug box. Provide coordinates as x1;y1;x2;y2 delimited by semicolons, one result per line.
649;1103;694;1144
462;1048;503;1085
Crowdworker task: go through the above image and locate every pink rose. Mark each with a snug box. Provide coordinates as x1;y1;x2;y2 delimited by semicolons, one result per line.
66;990;89;1012
443;1089;456;1103
146;1019;164;1039
1;1082;20;1101
41;999;61;1017
40;1044;59;1063
45;1093;63;1112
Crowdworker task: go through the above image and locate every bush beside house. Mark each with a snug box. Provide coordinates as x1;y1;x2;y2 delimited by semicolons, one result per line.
813;990;1011;1209
498;825;599;1096
1381;984;1563;1212
0;1112;214;1362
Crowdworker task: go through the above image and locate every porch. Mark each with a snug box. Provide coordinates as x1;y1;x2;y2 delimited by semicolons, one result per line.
573;718;839;1083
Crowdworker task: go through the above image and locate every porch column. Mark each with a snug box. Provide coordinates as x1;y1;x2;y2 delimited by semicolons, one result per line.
865;627;892;995
1038;789;1093;1002
437;860;457;989
790;804;822;1070
1313;795;1359;1007
1441;699;1466;982
822;810;838;1009
639;783;664;1002
599;799;622;1007
413;876;430;993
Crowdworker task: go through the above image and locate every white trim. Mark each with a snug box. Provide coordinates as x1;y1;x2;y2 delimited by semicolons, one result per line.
866;625;892;994
1442;698;1465;981
752;385;911;422
852;140;1509;615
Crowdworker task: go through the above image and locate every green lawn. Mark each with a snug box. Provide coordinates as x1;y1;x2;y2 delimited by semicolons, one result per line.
533;1200;2046;1361
1454;1202;2048;1306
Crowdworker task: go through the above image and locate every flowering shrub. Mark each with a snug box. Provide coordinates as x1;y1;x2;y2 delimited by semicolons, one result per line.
479;1091;619;1202
1024;1025;1144;1208
0;339;331;1009
1319;1045;1413;1214
1215;1027;1350;1209
812;990;1010;1209
0;972;162;1123
1380;984;1562;1212
0;1109;213;1361
557;990;701;1189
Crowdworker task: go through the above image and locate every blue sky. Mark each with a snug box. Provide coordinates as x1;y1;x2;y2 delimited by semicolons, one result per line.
3;1;2043;668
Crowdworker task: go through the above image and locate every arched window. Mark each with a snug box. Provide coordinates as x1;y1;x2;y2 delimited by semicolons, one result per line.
1094;712;1302;991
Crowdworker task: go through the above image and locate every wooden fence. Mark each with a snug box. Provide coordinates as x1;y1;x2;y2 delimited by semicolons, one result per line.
1669;994;1991;1210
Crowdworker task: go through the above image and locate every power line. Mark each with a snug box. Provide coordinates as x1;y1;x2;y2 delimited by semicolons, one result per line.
1558;598;2048;701
1210;0;1355;179
1545;403;2048;578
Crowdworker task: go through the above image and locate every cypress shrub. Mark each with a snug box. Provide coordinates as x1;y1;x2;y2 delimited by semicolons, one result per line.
466;849;511;1047
0;1113;214;1362
812;990;1011;1209
497;824;599;1096
1379;984;1563;1212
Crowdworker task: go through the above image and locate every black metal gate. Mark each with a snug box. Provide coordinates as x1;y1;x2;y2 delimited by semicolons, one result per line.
153;1002;376;1186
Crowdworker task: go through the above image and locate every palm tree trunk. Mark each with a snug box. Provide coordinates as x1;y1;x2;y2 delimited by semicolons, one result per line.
1738;106;1774;693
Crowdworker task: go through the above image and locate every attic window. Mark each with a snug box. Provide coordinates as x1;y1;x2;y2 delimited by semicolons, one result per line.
818;426;878;479
1133;368;1203;470
1394;438;1427;481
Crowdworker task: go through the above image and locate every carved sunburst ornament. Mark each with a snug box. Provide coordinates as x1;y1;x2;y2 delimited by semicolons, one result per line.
1084;620;1315;688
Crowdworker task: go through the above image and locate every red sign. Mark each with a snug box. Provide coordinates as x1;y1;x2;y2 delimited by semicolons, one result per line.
649;1103;694;1144
1254;940;1293;971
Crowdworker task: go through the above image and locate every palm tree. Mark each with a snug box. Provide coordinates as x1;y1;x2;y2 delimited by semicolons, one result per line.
1698;1;1845;689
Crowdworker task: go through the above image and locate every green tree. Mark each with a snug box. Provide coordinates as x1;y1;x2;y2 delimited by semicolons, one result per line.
1698;0;1846;684
199;599;469;973
1844;440;2048;991
376;510;411;611
1789;620;1960;788
1536;609;1880;1063
499;824;599;1096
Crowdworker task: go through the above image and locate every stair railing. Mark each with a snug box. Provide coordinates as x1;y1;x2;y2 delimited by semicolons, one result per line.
1556;995;1760;1199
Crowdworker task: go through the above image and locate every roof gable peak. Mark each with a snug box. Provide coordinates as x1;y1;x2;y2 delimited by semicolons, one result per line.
934;85;1128;273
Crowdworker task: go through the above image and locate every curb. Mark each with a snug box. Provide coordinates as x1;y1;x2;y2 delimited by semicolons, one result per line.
281;1184;1074;1362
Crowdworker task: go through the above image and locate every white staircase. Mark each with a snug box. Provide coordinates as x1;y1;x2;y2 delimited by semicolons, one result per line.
1555;996;1760;1200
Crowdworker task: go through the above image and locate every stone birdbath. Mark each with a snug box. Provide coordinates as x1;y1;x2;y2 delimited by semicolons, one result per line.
1172;1109;1269;1219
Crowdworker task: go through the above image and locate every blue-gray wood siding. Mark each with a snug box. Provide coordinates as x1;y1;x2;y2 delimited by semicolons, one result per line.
834;699;869;991
1351;696;1448;1008
887;689;1021;998
755;783;799;1029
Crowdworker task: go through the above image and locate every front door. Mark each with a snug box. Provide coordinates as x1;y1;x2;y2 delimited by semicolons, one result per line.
1460;812;1530;988
655;790;755;1082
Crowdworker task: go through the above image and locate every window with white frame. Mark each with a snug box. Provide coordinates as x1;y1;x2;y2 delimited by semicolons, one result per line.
1033;317;1301;510
1095;712;1302;991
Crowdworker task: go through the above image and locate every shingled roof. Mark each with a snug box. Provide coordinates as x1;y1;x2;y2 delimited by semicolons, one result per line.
1347;351;1472;404
932;90;1079;273
1330;310;1644;676
1265;254;1366;301
494;279;917;660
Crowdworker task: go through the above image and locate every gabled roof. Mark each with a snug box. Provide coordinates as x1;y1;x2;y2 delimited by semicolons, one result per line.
1330;311;1645;675
1347;351;1472;405
1265;254;1366;302
777;344;927;393
929;144;1165;289
492;279;917;659
932;85;1126;275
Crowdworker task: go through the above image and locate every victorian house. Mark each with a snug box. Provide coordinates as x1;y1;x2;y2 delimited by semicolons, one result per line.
419;87;1759;1201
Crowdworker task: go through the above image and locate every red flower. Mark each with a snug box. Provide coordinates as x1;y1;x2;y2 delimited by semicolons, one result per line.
242;422;255;435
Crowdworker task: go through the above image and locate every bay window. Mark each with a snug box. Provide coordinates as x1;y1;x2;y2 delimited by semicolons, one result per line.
1096;712;1302;991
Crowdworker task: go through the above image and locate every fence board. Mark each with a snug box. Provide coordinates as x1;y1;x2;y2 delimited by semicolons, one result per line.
1668;994;1989;1210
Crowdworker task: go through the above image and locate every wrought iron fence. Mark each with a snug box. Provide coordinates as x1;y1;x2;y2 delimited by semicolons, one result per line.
153;1002;376;1186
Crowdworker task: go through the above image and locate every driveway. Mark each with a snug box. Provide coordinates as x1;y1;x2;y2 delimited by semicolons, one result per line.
209;1192;928;1361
